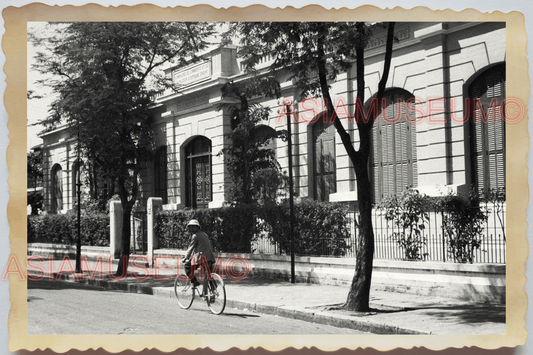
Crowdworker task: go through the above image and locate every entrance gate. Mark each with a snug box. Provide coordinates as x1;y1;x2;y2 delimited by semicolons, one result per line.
132;211;147;254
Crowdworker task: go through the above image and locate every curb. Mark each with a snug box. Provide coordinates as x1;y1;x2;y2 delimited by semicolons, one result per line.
225;299;427;335
29;271;428;335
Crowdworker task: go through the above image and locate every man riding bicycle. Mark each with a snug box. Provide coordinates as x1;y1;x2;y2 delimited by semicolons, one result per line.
183;219;216;294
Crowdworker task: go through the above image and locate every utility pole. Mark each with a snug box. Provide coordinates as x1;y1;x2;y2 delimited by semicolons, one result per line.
75;119;82;274
285;99;296;284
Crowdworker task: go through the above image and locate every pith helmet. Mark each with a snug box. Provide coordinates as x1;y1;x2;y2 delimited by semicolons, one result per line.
187;219;201;228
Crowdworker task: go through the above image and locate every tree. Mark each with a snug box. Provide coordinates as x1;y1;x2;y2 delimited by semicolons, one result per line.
27;150;43;214
30;22;216;275
227;22;395;311
217;80;285;205
27;150;43;190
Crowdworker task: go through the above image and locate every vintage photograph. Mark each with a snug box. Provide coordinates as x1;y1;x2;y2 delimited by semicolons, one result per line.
7;4;528;353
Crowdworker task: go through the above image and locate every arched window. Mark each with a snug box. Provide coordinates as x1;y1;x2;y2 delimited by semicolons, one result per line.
250;125;277;153
371;89;418;202
312;116;336;202
51;164;63;213
154;146;168;204
469;63;506;197
185;137;212;209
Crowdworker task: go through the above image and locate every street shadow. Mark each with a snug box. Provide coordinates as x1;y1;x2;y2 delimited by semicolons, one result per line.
318;301;504;324
418;304;505;324
27;295;43;302
225;277;316;287
221;312;261;319
28;279;108;291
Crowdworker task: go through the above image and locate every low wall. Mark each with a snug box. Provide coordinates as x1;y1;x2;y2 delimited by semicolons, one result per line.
154;250;505;304
27;243;505;304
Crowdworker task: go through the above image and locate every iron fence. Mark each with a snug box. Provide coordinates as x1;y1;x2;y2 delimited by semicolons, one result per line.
132;211;147;254
252;201;506;264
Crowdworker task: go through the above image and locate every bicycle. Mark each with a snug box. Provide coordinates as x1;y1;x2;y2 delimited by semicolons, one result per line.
174;256;226;315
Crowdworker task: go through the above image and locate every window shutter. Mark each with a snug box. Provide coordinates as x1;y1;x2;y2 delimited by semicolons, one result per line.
313;120;336;201
371;89;417;202
469;64;505;196
372;125;380;201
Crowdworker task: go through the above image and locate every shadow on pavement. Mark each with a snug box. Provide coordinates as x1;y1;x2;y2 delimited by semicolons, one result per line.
422;304;505;324
28;279;116;292
222;312;261;319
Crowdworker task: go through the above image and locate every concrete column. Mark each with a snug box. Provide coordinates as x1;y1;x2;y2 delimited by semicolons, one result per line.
110;201;123;259
147;197;163;266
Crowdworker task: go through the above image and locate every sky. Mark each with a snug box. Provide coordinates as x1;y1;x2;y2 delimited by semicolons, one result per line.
27;22;57;152
26;22;228;152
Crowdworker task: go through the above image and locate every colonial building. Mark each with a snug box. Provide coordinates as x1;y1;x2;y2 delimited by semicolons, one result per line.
38;22;506;216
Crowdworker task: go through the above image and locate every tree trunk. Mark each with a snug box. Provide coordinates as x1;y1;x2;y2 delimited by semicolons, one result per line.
342;22;395;311
313;22;395;311
115;202;132;277
115;165;138;277
344;151;374;311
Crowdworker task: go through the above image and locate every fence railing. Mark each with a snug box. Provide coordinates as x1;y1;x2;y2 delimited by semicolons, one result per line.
252;201;506;264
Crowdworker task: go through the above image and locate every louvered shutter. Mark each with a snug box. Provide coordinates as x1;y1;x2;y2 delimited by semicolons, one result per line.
372;125;380;201
55;167;63;211
313;121;336;201
469;64;506;196
371;90;417;202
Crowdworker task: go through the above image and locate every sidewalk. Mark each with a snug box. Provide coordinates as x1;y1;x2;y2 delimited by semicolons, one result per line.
27;259;505;335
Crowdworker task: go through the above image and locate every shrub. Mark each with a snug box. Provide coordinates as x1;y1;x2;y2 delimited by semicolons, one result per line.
156;201;351;256
437;190;488;263
258;200;351;257
27;211;110;246
379;189;431;261
155;205;260;253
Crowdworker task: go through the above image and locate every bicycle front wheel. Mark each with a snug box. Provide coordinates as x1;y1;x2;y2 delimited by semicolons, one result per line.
206;273;226;315
174;274;195;309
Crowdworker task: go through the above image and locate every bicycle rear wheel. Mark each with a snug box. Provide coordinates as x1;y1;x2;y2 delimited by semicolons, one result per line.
174;274;195;309
206;273;226;315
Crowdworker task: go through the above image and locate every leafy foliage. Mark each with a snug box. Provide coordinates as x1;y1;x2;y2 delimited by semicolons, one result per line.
225;21;396;311
258;200;351;257
379;189;431;261
155;205;260;253
27;151;43;188
217;81;285;205
156;201;351;257
29;22;216;273
481;187;506;241
27;191;43;215
225;22;365;98
436;190;488;263
252;168;289;206
28;212;109;246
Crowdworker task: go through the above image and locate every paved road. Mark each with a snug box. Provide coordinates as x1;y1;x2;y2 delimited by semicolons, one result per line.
27;280;368;335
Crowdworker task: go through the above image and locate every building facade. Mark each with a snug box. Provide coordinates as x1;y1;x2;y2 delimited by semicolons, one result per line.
38;22;506;215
